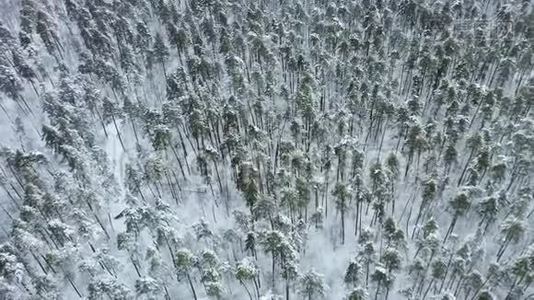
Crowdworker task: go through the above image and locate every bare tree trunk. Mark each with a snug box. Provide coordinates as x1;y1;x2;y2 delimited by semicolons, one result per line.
187;273;198;300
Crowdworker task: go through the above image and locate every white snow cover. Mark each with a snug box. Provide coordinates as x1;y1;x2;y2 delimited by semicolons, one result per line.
0;0;533;299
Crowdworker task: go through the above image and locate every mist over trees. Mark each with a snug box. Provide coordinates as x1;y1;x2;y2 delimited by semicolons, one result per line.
0;0;533;299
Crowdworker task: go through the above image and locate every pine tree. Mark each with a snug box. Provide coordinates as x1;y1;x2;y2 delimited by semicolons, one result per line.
152;32;170;77
333;182;350;244
298;269;327;300
443;192;471;243
174;248;198;300
496;218;525;262
235;257;259;300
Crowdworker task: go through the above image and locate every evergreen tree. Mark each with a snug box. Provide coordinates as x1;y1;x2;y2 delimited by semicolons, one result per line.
298;269;327;300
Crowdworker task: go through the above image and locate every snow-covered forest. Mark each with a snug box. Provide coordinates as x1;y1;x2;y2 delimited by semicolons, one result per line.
0;0;533;299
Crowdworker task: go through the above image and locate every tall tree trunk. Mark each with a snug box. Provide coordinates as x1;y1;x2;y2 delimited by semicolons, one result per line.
240;280;254;300
341;208;345;244
443;216;458;243
457;149;474;186
111;114;127;152
187;273;198;300
285;279;290;300
374;279;381;300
